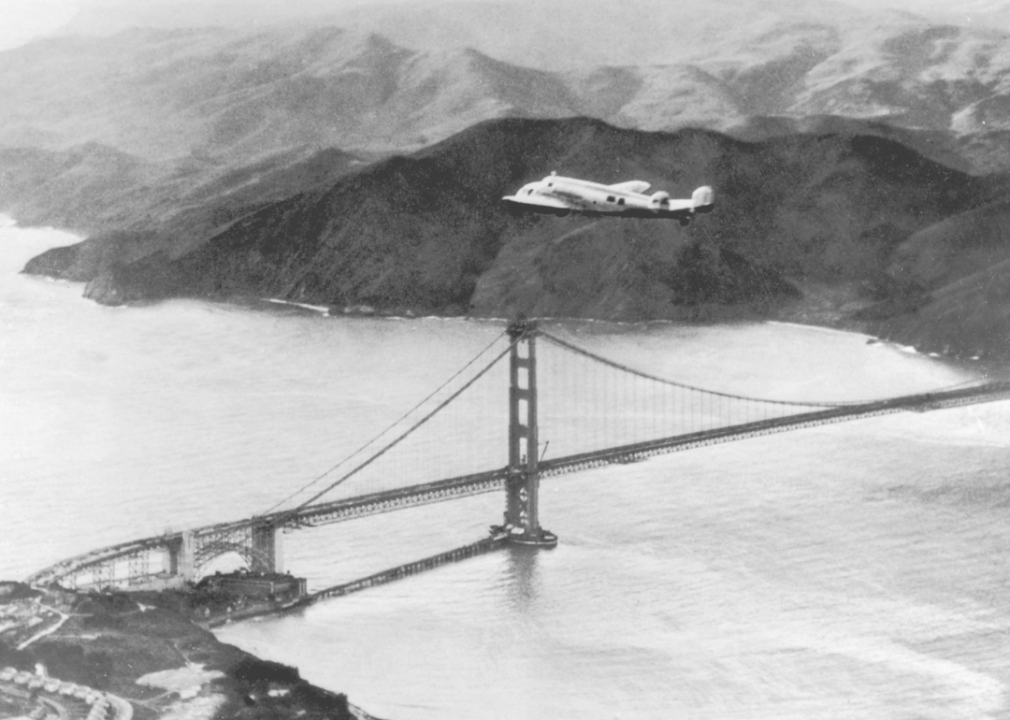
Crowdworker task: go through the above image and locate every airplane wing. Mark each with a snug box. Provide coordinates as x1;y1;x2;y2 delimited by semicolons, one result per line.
502;194;573;213
608;180;651;194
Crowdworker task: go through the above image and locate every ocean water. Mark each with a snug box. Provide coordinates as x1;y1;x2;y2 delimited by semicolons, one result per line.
3;216;1010;719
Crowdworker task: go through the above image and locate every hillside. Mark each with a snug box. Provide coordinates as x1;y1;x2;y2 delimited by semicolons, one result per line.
5;3;1010;172
0;584;358;720
21;118;1010;362
8;0;1010;362
1;142;367;282
858;199;1010;357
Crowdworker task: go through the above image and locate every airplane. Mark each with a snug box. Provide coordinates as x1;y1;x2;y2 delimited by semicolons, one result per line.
503;172;714;225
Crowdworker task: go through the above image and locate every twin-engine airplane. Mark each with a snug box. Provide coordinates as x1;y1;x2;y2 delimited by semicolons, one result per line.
503;172;714;225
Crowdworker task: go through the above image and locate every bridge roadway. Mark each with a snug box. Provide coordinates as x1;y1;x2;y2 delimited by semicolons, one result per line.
26;380;1010;588
229;378;1010;527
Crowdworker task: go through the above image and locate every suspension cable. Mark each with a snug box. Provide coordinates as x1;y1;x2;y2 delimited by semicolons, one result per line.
259;329;508;517
269;335;518;524
539;330;984;408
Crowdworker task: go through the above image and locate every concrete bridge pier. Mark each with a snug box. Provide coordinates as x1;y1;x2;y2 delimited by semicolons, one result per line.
250;523;283;574
504;317;557;548
168;531;196;583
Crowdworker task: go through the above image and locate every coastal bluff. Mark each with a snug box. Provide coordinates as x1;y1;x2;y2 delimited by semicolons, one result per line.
0;581;370;720
14;117;1010;363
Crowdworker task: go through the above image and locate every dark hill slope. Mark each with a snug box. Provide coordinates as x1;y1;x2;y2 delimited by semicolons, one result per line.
0;143;365;236
30;118;1004;328
889;199;1010;292
868;259;1010;360
859;199;1010;358
10;143;366;281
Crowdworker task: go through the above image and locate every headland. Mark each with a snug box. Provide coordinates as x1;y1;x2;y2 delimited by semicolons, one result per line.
0;580;369;720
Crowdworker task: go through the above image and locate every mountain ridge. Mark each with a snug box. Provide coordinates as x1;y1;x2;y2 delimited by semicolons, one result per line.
18;117;1010;360
6;10;1010;172
7;5;1010;361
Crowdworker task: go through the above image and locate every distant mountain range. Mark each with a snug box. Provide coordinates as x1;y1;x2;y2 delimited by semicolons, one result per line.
5;1;1010;362
4;2;1010;170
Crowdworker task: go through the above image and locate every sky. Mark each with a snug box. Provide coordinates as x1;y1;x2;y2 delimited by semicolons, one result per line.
1;0;1007;52
0;0;81;50
0;0;425;48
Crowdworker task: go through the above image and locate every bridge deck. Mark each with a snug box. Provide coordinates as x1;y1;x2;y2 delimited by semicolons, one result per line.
26;380;1010;588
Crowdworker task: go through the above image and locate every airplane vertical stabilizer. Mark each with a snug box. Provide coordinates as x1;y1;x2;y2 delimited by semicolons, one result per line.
691;186;714;213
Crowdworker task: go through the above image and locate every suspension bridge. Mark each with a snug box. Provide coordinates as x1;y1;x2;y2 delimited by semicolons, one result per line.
26;318;1010;593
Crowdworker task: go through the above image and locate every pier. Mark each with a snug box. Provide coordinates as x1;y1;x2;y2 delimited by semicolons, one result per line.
25;319;1010;607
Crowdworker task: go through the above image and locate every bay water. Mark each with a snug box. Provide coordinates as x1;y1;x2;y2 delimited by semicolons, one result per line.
3;216;1010;719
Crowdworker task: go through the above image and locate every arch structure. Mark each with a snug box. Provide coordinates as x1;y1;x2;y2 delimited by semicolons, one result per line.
26;522;284;591
193;526;278;576
23;334;1010;593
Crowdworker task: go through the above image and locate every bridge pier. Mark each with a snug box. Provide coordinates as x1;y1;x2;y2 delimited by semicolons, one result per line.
504;317;557;548
250;523;283;574
168;531;196;583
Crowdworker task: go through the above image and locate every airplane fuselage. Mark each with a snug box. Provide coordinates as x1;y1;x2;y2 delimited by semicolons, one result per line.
502;173;714;222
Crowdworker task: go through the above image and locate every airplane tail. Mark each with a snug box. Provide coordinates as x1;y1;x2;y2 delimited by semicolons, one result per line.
691;186;715;214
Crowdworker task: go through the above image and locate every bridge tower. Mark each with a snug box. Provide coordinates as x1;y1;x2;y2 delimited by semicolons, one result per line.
504;317;557;548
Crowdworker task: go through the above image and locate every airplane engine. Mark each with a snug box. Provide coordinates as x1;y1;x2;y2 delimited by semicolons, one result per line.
649;191;670;206
691;186;715;213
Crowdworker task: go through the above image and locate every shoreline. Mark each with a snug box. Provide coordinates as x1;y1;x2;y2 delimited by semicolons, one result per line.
6;536;510;719
2;214;999;369
0;581;375;720
206;535;506;629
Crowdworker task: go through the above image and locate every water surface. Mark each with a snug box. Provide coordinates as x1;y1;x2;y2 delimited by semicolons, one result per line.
3;217;1010;719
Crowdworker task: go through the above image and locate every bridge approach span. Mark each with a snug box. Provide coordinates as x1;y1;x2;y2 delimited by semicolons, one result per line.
26;378;1010;590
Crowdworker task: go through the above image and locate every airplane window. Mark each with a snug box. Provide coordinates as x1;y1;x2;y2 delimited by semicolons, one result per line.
618;198;625;205
607;196;615;203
